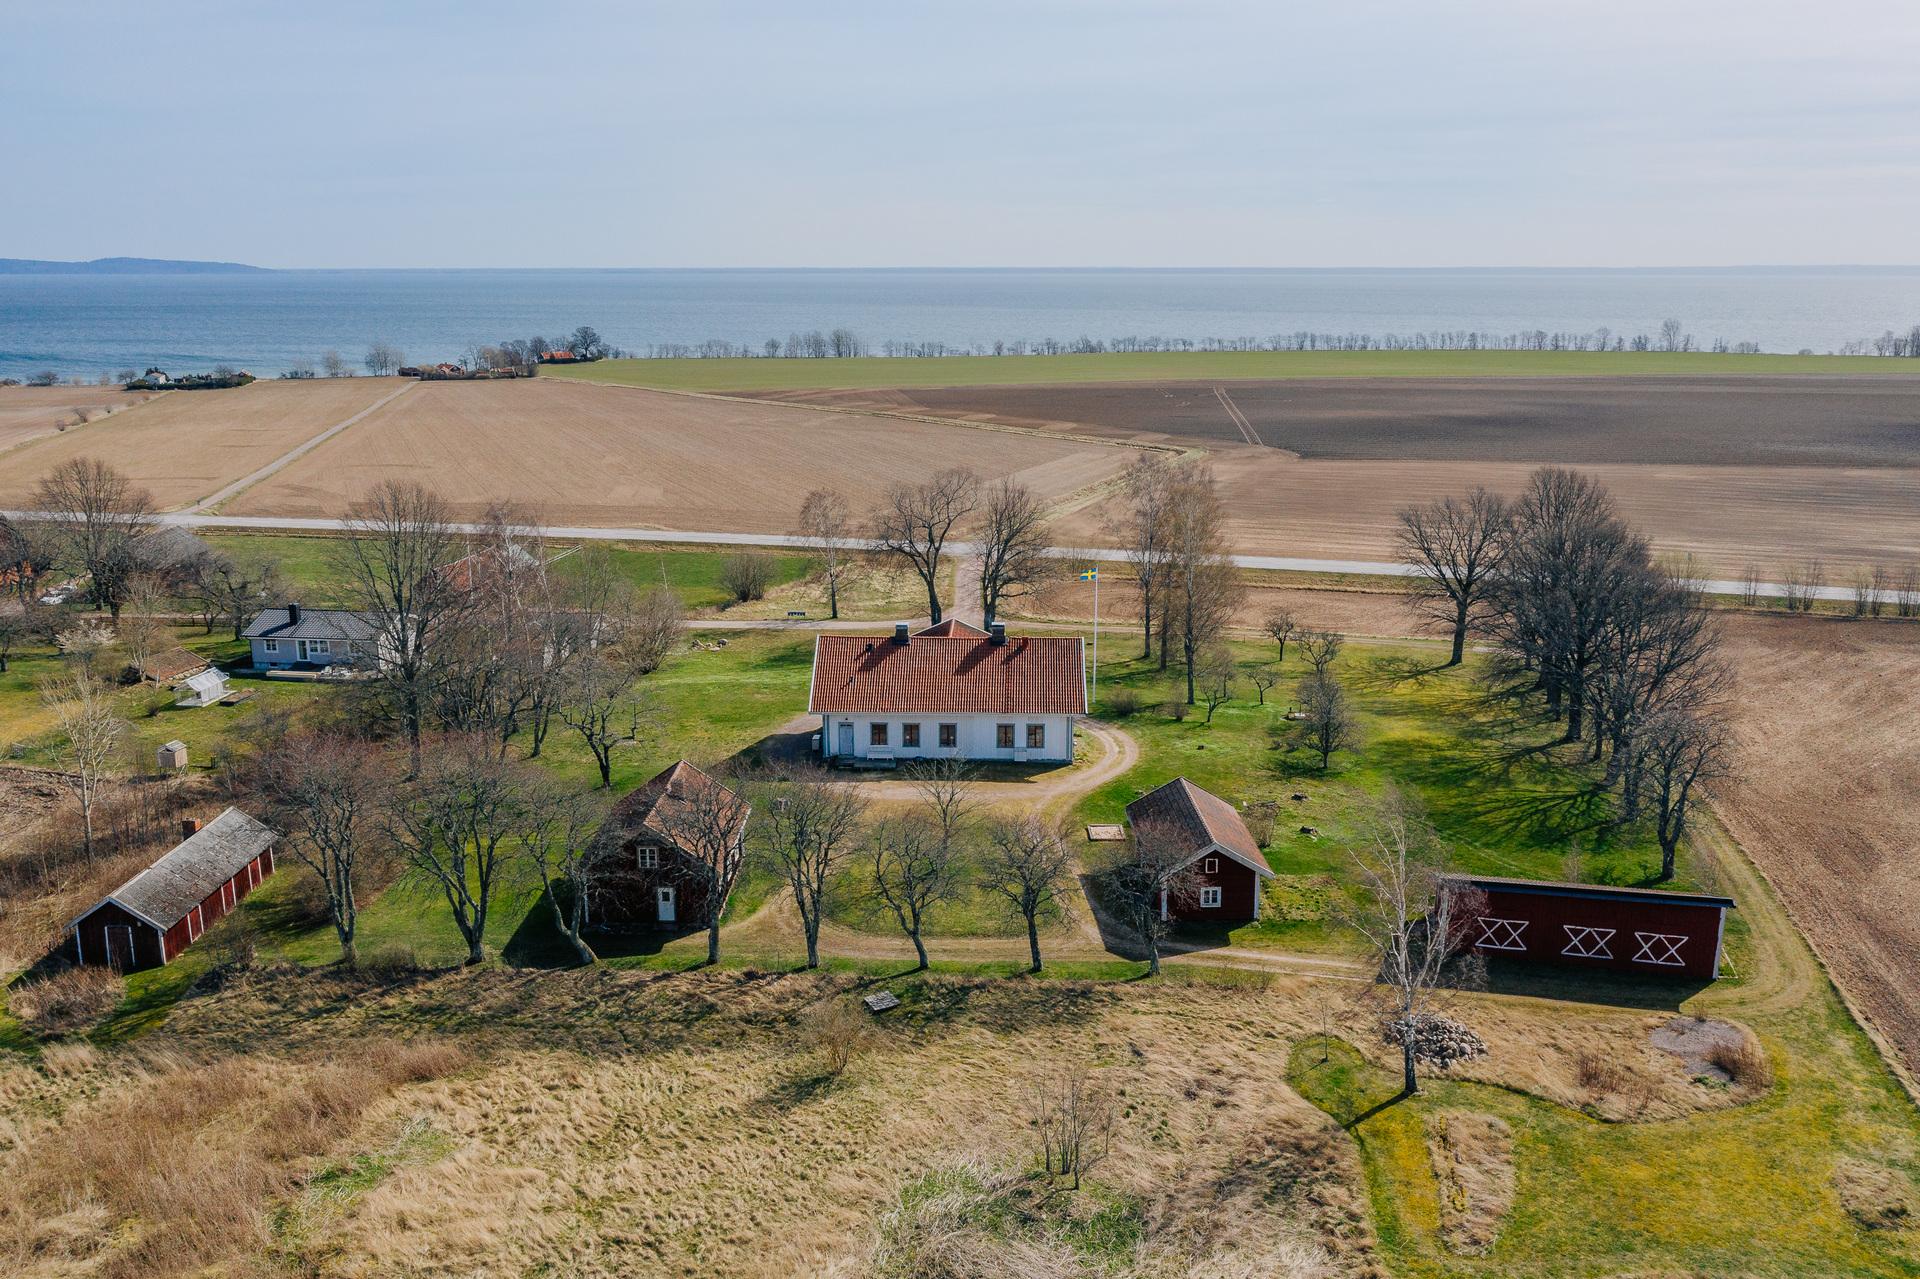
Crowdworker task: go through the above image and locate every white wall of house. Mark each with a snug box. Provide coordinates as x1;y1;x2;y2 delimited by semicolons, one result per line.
250;637;363;669
818;712;1075;764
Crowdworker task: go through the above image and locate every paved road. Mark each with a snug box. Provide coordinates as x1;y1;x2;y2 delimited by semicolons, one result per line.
113;510;1857;603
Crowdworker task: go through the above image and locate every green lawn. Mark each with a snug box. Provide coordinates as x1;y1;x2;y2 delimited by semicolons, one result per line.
543;349;1920;393
1075;638;1725;956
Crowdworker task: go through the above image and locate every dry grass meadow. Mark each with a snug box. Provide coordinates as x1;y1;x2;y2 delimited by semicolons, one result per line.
0;378;410;510
0;385;153;454
224;378;1136;528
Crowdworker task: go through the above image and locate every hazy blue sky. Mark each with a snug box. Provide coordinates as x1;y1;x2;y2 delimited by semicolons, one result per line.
6;1;1918;268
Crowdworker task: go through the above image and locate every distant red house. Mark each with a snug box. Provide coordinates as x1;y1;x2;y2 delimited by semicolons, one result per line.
1446;875;1734;980
541;350;578;363
68;809;279;972
589;761;750;930
1125;777;1274;923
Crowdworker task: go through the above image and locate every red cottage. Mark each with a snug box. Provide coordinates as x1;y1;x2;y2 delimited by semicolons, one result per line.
1447;875;1735;980
590;761;751;930
1125;777;1275;923
68;808;279;972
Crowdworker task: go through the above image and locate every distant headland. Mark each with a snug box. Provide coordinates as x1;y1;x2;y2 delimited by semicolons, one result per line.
0;256;268;275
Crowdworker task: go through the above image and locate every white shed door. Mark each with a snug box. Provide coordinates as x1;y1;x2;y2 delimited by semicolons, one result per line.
657;885;676;923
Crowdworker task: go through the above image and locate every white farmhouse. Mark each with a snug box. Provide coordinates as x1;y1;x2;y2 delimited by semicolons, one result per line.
809;620;1085;765
243;602;378;671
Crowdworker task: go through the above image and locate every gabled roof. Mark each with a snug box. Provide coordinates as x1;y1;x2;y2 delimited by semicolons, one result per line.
135;644;211;683
74;808;279;931
131;525;211;574
1125;778;1272;877
808;625;1086;716
244;605;378;642
594;761;750;858
1447;874;1735;911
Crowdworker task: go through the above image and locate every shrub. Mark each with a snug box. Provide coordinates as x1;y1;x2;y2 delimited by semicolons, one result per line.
8;965;122;1036
720;551;774;604
798;998;877;1077
1102;685;1143;718
1242;800;1279;847
1165;698;1190;722
355;943;421;978
1707;1036;1773;1088
1572;1047;1630;1096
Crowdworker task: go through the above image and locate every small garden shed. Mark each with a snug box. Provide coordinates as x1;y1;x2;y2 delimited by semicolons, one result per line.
68;809;279;973
1125;777;1275;923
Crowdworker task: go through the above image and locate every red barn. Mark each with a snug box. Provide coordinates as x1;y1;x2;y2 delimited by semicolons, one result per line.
1125;777;1275;923
68;809;279;972
590;761;750;930
1446;874;1734;980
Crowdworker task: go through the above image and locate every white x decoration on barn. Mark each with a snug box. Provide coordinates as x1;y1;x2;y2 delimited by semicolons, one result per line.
1475;916;1528;951
1562;925;1616;959
1633;932;1687;966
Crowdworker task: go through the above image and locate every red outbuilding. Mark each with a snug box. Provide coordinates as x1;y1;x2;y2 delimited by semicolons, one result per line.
1125;777;1275;923
590;761;751;931
1446;874;1734;980
68;809;279;973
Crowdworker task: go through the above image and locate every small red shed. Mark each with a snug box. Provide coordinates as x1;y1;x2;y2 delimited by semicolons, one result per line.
1446;874;1734;980
68;808;279;973
1125;777;1274;923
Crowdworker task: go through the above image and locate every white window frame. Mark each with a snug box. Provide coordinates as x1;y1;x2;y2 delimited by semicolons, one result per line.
637;846;660;870
307;639;330;657
1475;916;1529;951
1200;886;1223;909
1562;924;1615;959
262;639;281;654
1632;932;1688;967
1202;856;1219;874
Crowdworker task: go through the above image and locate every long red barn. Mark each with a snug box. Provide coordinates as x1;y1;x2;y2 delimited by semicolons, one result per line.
68;808;279;972
1447;874;1734;980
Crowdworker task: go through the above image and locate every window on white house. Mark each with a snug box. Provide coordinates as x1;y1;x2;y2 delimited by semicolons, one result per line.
939;723;958;748
1202;857;1219;874
870;722;889;746
1200;887;1223;908
637;847;660;869
902;723;921;748
996;724;1015;749
308;639;330;656
1025;723;1045;750
263;640;280;654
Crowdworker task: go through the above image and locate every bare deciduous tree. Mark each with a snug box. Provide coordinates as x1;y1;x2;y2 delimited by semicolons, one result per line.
866;814;962;971
1247;663;1280;705
1106;453;1177;660
336;481;462;774
320;350;348;378
1196;647;1235;722
976;477;1051;625
1396;488;1510;666
1111;817;1201;976
1298;628;1344;677
364;341;404;376
750;766;868;969
719;551;773;604
560;650;658;788
388;739;530;965
31;458;155;620
517;779;609;965
983;814;1075;972
1640;708;1731;882
45;668;124;859
1161;463;1242;704
796;488;860;619
1334;791;1482;1097
1291;670;1354;770
189;550;285;640
1028;1066;1115;1190
650;764;753;965
1263;608;1298;664
870;467;978;624
260;731;388;965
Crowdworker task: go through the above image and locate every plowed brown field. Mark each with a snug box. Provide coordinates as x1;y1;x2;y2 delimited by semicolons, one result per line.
0;385;153;453
227;379;1134;528
0;377;410;509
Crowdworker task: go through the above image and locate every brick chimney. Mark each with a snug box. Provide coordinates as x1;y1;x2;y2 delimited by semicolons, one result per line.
181;817;203;839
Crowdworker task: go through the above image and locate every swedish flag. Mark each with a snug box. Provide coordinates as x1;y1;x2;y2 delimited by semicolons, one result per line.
1078;568;1099;581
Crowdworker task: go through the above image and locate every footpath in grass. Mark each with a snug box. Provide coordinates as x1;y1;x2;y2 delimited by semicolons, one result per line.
544;349;1920;393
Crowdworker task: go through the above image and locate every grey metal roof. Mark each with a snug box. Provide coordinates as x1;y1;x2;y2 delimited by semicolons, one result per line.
131;525;211;574
92;808;279;929
244;605;378;642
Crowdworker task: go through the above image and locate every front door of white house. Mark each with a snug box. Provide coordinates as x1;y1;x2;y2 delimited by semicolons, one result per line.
836;722;854;756
296;639;311;662
656;885;676;924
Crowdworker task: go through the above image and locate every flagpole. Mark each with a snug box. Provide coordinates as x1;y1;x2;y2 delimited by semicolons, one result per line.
1091;564;1099;709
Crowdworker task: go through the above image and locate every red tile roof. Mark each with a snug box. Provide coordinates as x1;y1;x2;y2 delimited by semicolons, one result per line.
1125;778;1271;875
808;624;1085;715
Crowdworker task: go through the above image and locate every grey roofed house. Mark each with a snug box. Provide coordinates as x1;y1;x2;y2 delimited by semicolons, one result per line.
243;603;378;642
130;525;212;577
85;808;278;930
1123;776;1268;871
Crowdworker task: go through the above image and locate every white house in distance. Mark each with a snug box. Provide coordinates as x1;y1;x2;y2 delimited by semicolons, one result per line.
809;619;1086;765
243;602;379;671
